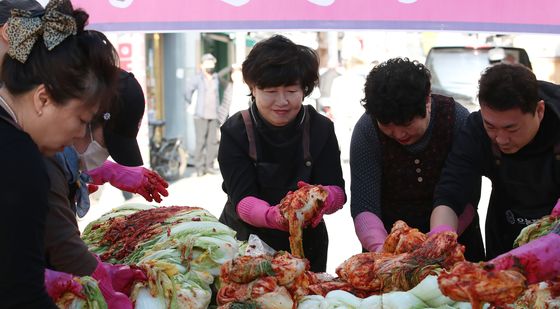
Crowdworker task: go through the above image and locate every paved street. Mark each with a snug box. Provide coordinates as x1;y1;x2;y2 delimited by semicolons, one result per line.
83;163;490;274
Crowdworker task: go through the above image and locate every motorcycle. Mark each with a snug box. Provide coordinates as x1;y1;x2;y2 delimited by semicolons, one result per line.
149;119;187;181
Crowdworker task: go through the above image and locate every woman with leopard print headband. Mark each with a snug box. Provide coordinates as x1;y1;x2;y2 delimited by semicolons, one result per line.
0;0;119;307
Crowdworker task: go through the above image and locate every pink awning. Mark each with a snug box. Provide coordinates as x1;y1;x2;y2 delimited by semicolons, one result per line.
71;0;560;33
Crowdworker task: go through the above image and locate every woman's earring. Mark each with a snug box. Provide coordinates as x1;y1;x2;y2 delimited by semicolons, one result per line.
37;111;42;116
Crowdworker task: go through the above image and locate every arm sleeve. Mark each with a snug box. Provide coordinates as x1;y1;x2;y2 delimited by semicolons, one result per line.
434;113;485;215
350;113;383;219
184;75;199;104
452;102;482;207
452;101;470;140
0;135;57;308
218;117;261;208
43;157;98;277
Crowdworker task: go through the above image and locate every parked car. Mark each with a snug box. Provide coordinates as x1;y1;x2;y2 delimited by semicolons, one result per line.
425;46;532;110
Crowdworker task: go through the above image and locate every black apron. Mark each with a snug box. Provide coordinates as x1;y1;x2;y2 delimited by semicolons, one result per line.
485;142;560;259
219;106;329;272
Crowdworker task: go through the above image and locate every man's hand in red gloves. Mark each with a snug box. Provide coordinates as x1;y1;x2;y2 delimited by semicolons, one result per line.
86;161;169;202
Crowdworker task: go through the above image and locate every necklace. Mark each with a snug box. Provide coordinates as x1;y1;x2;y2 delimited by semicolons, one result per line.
0;95;18;124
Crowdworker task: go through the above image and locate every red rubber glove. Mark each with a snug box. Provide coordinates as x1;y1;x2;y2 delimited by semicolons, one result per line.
91;257;134;309
236;196;288;231
490;228;560;284
44;269;83;301
354;211;388;252
86;161;169;202
297;181;345;227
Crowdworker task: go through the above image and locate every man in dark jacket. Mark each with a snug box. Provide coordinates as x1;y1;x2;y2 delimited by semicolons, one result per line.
431;63;560;259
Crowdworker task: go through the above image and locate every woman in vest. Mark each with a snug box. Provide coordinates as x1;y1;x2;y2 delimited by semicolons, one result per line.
350;58;485;262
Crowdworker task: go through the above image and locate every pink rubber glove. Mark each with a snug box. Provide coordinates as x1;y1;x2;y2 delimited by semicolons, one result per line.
354;211;389;252
44;269;83;301
236;196;288;231
428;224;455;237
86;161;169;203
490;230;560;284
297;181;345;227
92;258;133;309
429;204;475;236
100;263;147;296
552;198;560;217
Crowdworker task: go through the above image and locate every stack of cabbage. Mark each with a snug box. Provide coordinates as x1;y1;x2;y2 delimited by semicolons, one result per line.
298;275;483;309
82;204;241;308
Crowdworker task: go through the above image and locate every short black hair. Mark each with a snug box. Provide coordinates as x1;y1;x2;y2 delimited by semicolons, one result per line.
1;2;119;112
478;63;539;114
242;35;318;97
362;57;431;125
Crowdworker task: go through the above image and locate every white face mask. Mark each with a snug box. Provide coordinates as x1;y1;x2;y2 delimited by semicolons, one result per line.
78;124;110;171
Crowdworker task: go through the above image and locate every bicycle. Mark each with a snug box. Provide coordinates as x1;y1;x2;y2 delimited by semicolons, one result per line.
149;119;188;181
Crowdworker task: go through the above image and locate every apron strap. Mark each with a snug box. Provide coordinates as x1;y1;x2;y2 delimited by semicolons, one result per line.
491;143;502;166
242;106;312;166
241;109;257;161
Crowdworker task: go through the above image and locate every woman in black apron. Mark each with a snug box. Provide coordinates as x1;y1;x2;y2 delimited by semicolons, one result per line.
0;1;119;307
218;35;346;272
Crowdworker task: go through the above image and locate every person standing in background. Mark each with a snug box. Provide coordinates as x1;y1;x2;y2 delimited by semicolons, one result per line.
329;56;368;162
317;59;341;119
218;63;251;125
185;53;221;177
